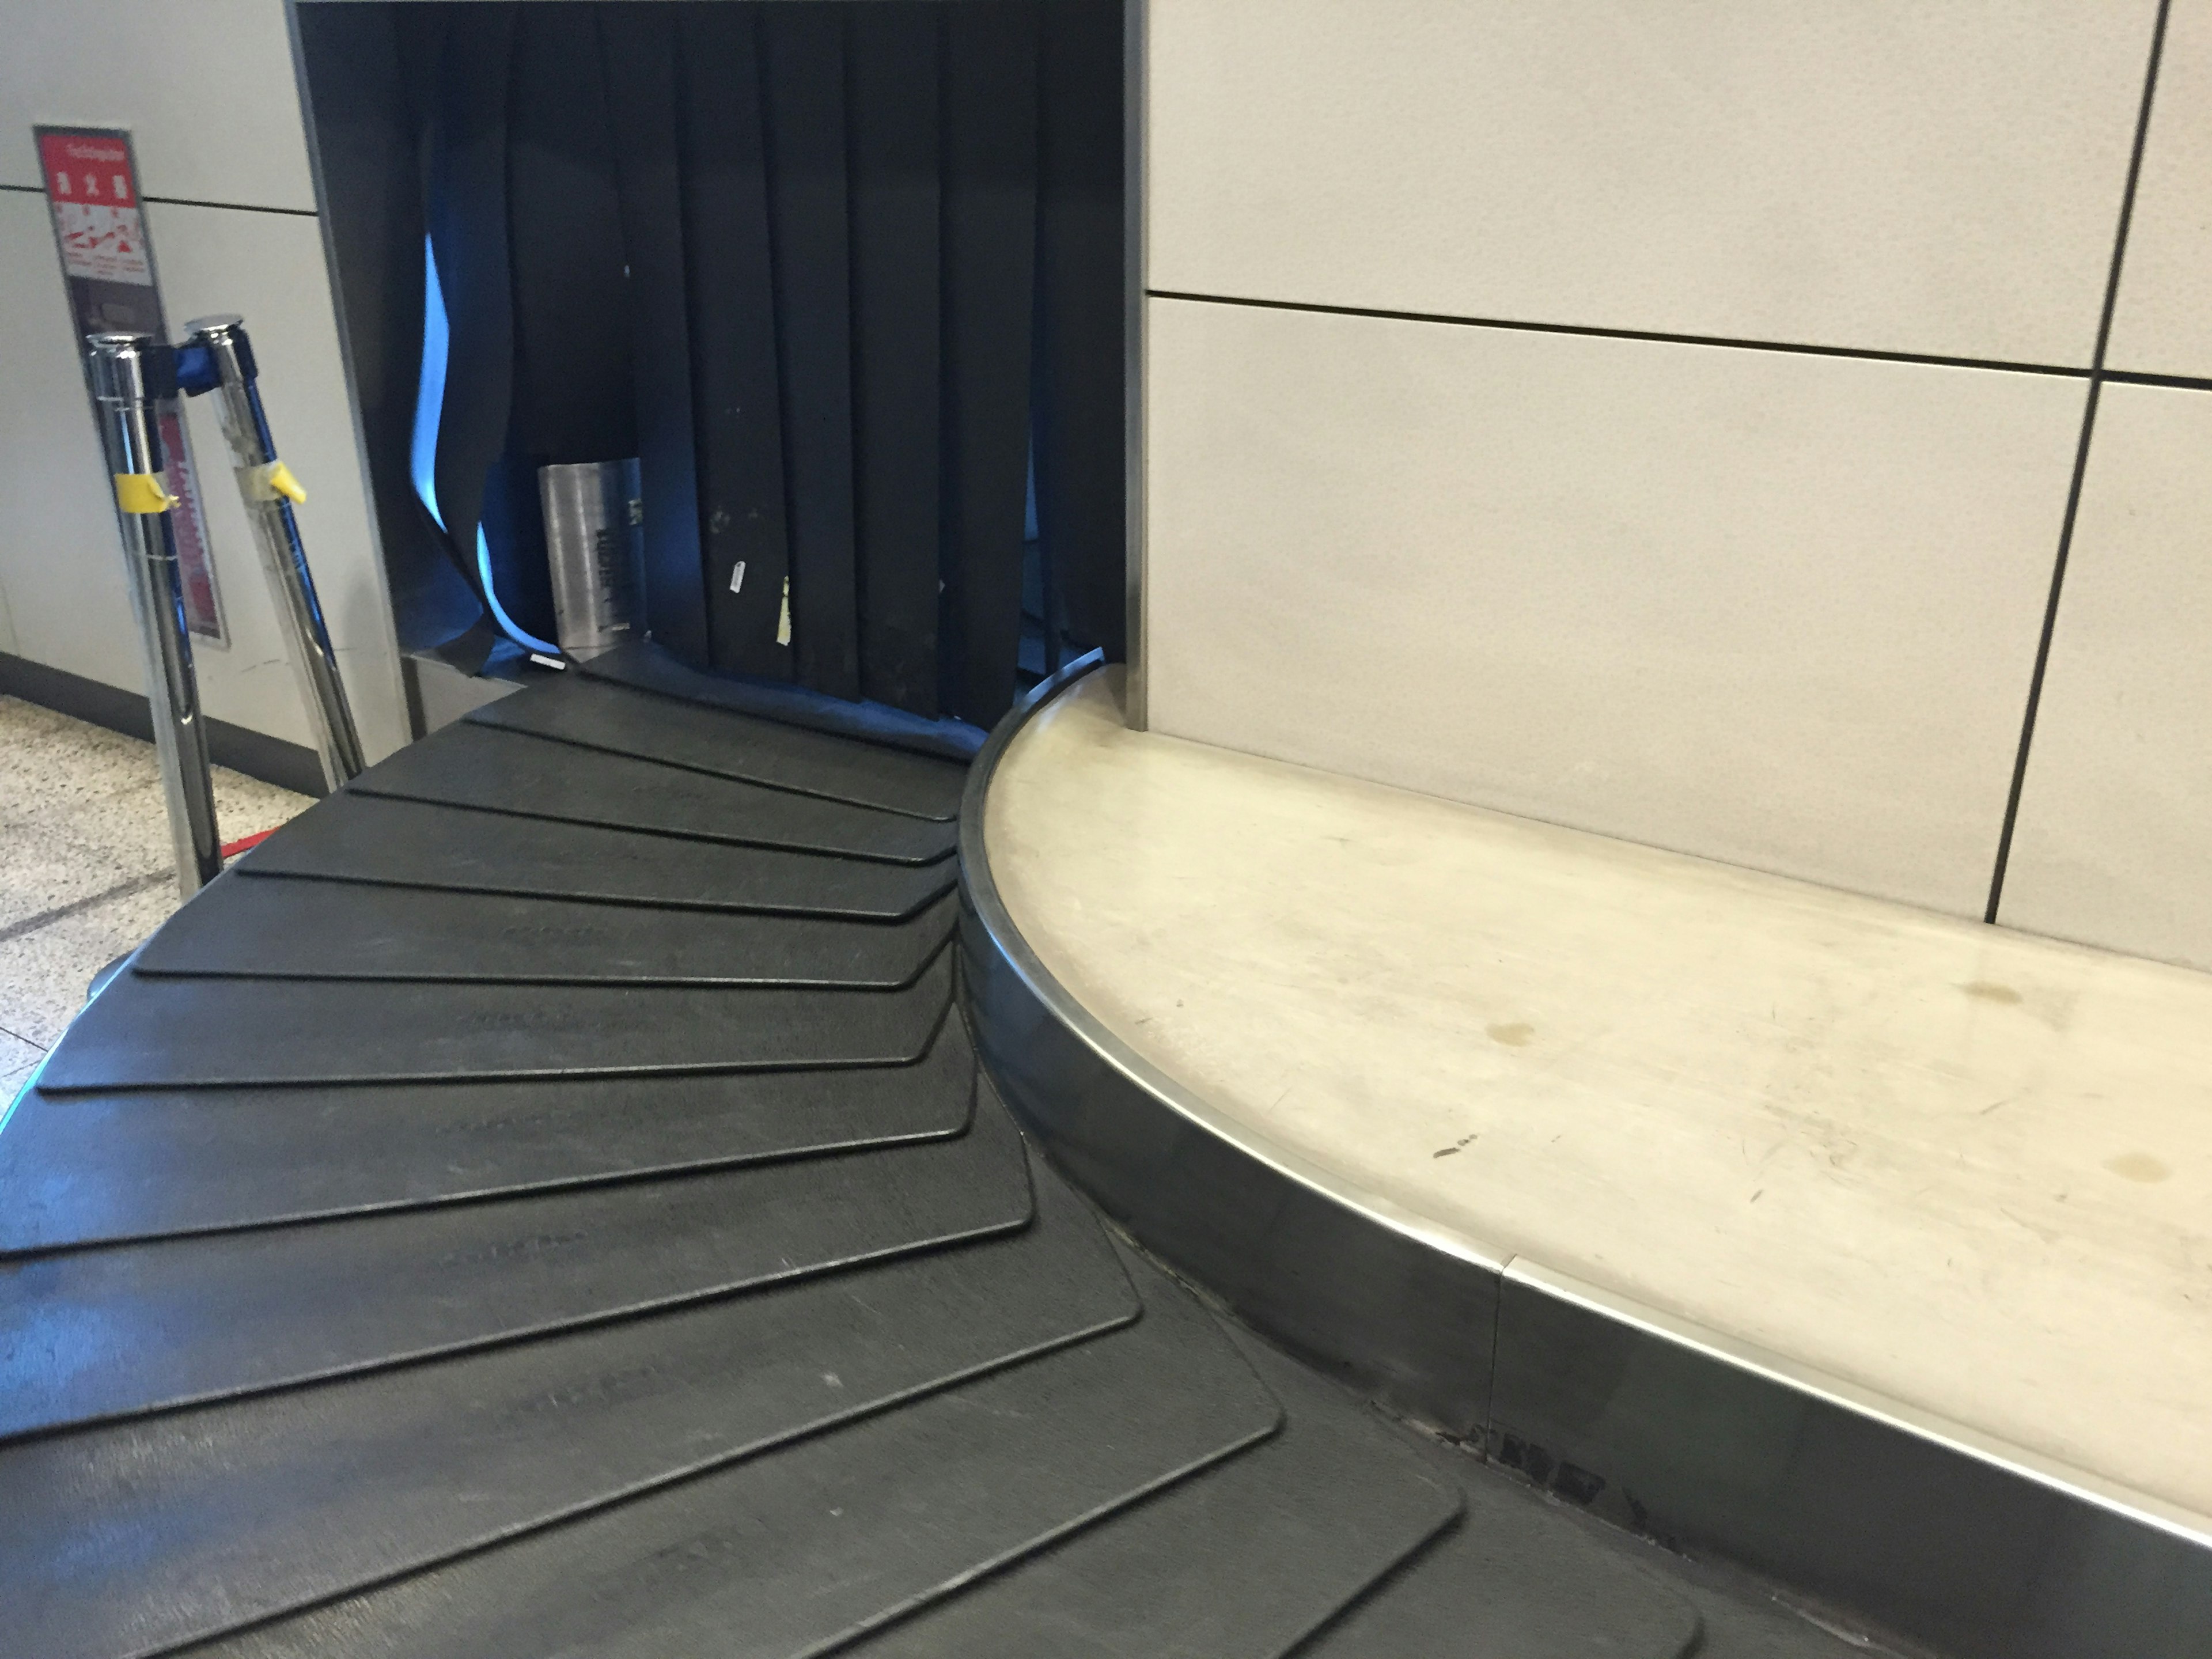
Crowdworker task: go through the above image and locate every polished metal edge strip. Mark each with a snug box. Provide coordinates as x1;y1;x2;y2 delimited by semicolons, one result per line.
1508;1256;2212;1552
960;656;2212;1561
958;656;1508;1277
1121;0;1149;730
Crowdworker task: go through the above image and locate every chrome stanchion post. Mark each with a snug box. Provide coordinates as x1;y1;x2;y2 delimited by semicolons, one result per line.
180;314;364;789
87;331;224;898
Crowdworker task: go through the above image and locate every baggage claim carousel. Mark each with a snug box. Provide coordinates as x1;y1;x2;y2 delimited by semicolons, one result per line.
1;653;1911;1658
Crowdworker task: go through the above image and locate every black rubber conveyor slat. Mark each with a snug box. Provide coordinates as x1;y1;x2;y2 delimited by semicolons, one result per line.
0;1006;976;1253
469;675;967;820
190;1247;1282;1659
1298;1438;1705;1659
353;722;956;865
853;1325;1464;1659
4;1154;1134;1659
578;642;986;761
0;1089;1030;1441
133;876;956;988
236;792;954;919
35;950;951;1089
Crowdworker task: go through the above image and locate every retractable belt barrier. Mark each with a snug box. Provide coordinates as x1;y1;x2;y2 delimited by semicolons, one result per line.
88;332;224;900
175;316;365;791
87;319;364;896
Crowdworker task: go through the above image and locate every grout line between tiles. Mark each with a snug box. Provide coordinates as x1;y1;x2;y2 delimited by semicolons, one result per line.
1984;0;2172;925
1146;289;2095;380
0;870;172;949
2103;368;2212;392
0;179;316;217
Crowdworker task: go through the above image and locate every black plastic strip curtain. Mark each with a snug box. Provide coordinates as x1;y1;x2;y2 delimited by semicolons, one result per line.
762;6;864;700
1036;0;1127;664
678;6;790;678
600;5;709;668
423;5;518;622
420;1;1122;729
940;3;1040;726
504;7;633;644
850;9;944;715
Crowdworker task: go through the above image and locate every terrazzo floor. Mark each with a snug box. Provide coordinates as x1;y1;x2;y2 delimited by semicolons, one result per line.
1;695;310;1099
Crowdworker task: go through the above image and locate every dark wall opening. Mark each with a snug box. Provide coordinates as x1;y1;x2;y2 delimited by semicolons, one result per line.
298;0;1125;732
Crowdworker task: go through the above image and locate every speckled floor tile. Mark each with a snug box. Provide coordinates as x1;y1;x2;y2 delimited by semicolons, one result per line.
0;695;311;1050
0;695;310;932
0;1026;44;1105
0;876;182;1049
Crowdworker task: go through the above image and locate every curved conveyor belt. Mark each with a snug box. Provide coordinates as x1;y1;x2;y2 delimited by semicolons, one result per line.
2;670;1872;1658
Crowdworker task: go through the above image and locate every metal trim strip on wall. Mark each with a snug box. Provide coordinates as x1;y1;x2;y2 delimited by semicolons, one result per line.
1120;0;1146;730
957;654;2212;1659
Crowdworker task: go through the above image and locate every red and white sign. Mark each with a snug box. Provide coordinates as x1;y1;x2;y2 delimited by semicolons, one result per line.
36;124;225;641
38;130;152;286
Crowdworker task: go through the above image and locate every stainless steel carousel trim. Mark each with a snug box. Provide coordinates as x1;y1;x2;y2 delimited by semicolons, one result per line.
957;655;2212;1659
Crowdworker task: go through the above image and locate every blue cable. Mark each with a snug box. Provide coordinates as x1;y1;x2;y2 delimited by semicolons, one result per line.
410;235;559;657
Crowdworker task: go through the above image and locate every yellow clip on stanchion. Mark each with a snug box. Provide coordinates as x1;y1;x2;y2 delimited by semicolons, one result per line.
112;471;177;514
264;460;306;504
241;459;307;505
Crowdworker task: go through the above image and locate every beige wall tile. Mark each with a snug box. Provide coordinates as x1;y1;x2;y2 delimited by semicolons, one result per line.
2106;0;2212;376
1144;297;2082;916
1999;382;2212;969
0;191;143;694
0;0;316;210
1149;0;2154;365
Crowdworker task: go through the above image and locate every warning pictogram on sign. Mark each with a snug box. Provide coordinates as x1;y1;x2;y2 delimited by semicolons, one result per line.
38;130;153;287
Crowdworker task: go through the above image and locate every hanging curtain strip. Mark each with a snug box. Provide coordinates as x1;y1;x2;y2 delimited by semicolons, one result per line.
392;0;1111;707
677;5;792;680
941;2;1042;727
1036;0;1128;661
599;2;711;670
296;4;482;645
425;3;519;625
509;5;635;469
849;4;946;718
760;3;863;702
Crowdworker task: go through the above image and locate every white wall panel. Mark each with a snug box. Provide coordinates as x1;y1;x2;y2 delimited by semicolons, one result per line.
0;0;315;210
1144;298;2083;918
146;200;407;761
1999;383;2212;971
1148;0;2154;366
0;190;142;694
2105;0;2212;377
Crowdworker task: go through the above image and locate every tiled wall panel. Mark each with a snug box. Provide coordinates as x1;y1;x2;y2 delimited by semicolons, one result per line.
1143;298;2085;918
0;570;16;657
0;190;143;696
0;0;317;210
1147;0;2153;366
1999;383;2212;971
2105;0;2212;377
